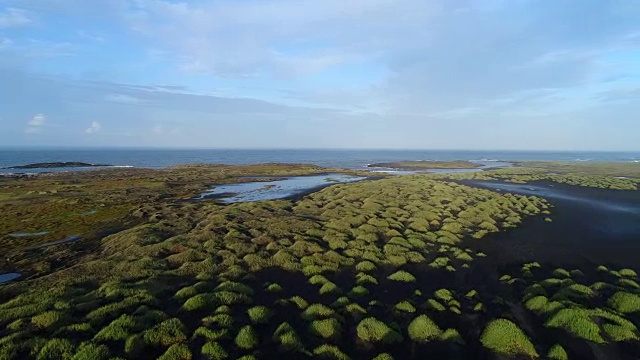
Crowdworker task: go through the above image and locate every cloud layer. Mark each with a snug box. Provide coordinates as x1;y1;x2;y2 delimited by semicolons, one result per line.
0;0;639;150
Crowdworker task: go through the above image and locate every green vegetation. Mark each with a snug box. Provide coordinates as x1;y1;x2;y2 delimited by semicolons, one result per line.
439;328;464;344
407;315;442;342
247;306;272;324
3;162;639;358
547;344;568;360
313;345;350;360
157;344;192;360
234;325;259;350
356;318;403;344
310;318;341;339
395;301;416;313
545;308;605;344
201;341;228;360
272;322;304;352
608;292;640;313
480;319;538;357
387;270;416;282
302;304;335;321
368;160;481;170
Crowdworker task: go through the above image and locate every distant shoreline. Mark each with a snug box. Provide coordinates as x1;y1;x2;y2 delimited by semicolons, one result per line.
3;162;114;170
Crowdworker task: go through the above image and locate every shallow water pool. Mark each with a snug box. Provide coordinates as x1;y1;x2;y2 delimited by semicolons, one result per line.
9;232;49;238
0;273;21;284
198;174;367;203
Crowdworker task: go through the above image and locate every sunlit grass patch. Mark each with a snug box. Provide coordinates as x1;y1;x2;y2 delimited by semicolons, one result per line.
407;315;442;342
481;319;538;357
247;306;272;324
387;270;416;282
234;325;259;350
309;318;341;339
302;304;335;321
547;344;568;360
313;344;349;360
608;292;640;314
544;308;605;344
356;317;403;344
201;341;228;360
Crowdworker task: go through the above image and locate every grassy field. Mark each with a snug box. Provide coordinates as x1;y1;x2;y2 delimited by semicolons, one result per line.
0;162;638;359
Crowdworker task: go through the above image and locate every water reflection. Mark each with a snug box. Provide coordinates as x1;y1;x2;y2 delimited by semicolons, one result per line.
9;232;49;238
199;174;367;203
463;180;640;267
0;273;21;284
470;181;640;214
26;236;81;250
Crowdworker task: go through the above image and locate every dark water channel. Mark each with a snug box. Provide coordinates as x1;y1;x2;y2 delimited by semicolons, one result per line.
462;180;640;269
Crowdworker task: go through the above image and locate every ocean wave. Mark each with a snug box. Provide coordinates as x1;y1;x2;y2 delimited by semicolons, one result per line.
109;165;134;168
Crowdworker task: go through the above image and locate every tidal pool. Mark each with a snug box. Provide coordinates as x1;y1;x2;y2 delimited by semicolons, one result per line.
0;273;21;285
199;174;367;203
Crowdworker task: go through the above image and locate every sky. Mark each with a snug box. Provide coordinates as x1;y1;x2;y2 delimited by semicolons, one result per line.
0;0;639;150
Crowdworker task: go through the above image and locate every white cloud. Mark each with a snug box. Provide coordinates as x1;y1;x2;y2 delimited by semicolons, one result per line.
0;8;33;29
77;30;104;42
124;0;443;76
24;126;42;134
27;113;45;126
151;123;164;134
105;93;147;104
85;121;101;134
25;113;46;134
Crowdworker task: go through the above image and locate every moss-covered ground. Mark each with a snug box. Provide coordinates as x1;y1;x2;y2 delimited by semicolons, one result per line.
0;162;639;359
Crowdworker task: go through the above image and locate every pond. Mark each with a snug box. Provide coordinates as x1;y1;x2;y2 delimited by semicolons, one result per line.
198;174;368;203
0;273;21;285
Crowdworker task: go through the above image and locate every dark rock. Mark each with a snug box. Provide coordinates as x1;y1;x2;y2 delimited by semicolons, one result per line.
5;162;113;169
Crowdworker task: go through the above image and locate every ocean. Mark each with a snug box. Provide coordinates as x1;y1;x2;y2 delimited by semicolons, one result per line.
0;148;639;173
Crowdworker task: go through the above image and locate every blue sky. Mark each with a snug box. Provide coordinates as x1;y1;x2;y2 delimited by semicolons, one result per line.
0;0;639;150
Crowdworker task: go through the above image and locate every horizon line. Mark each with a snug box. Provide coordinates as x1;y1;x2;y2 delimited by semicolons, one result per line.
1;146;639;153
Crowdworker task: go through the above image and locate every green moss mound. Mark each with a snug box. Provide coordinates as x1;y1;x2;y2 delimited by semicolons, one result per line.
544;308;605;344
356;317;403;344
608;292;640;314
480;319;538;357
247;306;272;324
234;325;259;350
310;318;341;339
407;315;442;343
387;270;416;282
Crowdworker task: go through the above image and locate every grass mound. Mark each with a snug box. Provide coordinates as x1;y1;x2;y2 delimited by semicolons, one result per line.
407;315;442;342
356;317;403;344
480;319;538;357
387;270;416;282
608;292;640;314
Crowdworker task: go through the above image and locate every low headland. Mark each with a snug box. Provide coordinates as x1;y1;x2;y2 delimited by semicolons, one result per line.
367;160;482;170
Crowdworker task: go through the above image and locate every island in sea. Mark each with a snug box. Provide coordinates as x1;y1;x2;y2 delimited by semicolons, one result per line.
0;160;639;360
4;162;113;169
